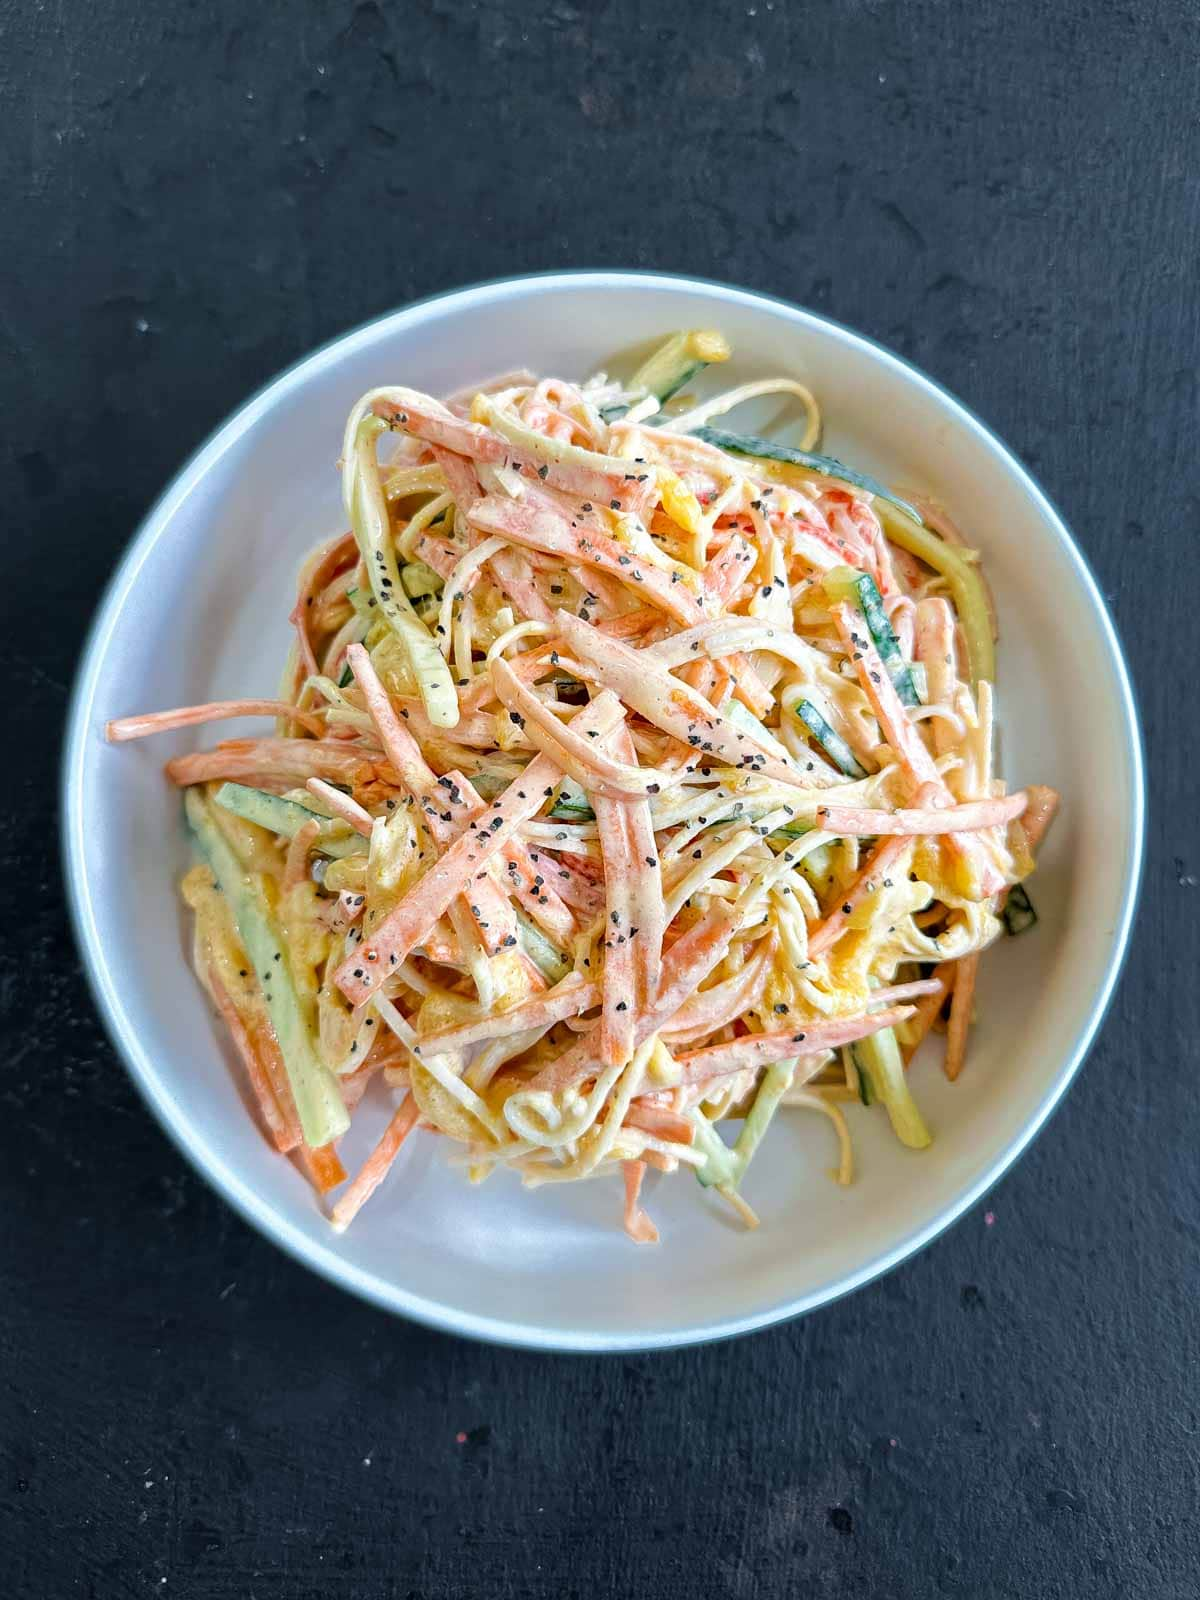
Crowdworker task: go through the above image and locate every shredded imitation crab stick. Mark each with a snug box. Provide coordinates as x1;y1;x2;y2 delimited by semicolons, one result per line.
107;700;328;743
553;611;825;791
334;696;625;1005
111;331;1056;1241
468;493;705;628
674;1004;916;1089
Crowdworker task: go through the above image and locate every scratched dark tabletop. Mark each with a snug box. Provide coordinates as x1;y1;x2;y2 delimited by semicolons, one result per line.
4;2;1196;1595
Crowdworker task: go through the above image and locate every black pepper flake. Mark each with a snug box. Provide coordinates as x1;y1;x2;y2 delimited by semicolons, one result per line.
615;1000;628;1011
537;464;549;479
610;499;620;510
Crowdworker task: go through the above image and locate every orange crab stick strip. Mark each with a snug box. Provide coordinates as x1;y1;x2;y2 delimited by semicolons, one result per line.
674;1004;916;1088
468;492;706;629
107;700;327;742
815;791;1030;836
165;738;374;790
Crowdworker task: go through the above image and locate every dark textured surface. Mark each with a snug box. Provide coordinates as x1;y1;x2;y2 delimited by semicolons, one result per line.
3;2;1196;1595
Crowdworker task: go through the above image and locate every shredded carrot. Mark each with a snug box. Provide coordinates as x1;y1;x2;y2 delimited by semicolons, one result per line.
298;1141;348;1195
207;968;300;1153
330;1097;420;1230
622;1160;659;1243
944;953;979;1082
901;963;956;1066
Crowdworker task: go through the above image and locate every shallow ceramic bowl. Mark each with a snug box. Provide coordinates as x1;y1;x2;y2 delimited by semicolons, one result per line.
63;273;1144;1350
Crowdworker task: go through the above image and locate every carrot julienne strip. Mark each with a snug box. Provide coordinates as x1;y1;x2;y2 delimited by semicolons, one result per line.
944;953;979;1082
207;967;300;1153
622;1160;659;1244
330;1097;420;1230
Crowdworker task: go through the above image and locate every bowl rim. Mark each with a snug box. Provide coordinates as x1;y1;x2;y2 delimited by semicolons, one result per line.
62;269;1146;1352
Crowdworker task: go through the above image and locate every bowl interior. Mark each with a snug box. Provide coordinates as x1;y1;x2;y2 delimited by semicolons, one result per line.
65;274;1142;1349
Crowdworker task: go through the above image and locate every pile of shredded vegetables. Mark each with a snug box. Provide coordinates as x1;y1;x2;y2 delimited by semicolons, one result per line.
109;330;1058;1242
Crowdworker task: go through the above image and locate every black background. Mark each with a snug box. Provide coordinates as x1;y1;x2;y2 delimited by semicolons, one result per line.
4;3;1197;1596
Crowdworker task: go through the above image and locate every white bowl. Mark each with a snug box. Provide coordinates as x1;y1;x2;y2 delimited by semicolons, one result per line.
63;272;1144;1351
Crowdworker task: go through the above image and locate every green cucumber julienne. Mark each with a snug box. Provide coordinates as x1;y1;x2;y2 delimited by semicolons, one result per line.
214;782;365;859
823;566;921;707
1001;883;1038;935
852;1026;930;1149
186;788;349;1149
694;426;925;523
793;698;867;780
601;329;731;421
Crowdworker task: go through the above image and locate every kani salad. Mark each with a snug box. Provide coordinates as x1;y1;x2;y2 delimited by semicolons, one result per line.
108;329;1058;1242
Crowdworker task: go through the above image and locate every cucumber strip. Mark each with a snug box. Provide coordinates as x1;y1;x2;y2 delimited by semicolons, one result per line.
694;426;925;524
694;1058;796;1190
850;1045;875;1106
1002;883;1038;935
722;694;795;764
852;1025;931;1149
546;777;596;822
214;783;365;860
546;799;596;823
514;909;570;983
875;503;996;687
601;330;731;421
824;566;921;707
345;415;460;728
769;821;813;842
399;560;443;600
186;789;350;1149
467;770;510;802
690;1110;739;1190
793;699;867;780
